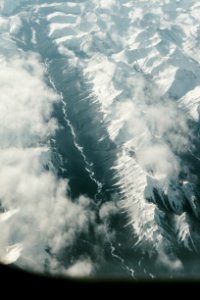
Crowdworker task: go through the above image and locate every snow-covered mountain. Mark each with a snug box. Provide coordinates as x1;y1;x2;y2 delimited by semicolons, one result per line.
1;0;200;278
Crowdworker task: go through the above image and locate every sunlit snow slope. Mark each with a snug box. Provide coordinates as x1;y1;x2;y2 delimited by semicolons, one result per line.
1;0;200;279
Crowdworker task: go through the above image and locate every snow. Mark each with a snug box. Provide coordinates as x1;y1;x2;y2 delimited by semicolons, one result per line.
179;86;200;120
0;0;27;14
0;244;22;264
43;0;200;253
1;0;200;272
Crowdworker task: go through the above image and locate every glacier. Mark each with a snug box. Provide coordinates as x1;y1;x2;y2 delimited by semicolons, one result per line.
1;0;200;279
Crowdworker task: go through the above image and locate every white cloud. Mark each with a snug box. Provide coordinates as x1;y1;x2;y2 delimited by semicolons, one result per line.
1;0;199;277
0;0;27;15
0;147;95;272
0;53;58;148
99;201;119;221
0;49;96;275
98;0;116;9
156;242;183;272
137;143;180;181
65;258;94;277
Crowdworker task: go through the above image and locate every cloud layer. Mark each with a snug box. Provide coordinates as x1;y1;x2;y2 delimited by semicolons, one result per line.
0;46;98;275
1;0;200;278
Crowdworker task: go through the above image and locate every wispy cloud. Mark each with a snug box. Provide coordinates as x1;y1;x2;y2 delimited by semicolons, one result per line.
0;50;97;275
65;258;94;277
1;0;200;277
0;0;27;15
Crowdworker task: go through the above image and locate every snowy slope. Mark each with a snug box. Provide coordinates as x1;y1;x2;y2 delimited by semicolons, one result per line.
42;0;200;251
1;0;200;278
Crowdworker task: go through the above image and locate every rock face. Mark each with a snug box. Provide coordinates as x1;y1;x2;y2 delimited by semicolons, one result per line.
1;0;200;279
